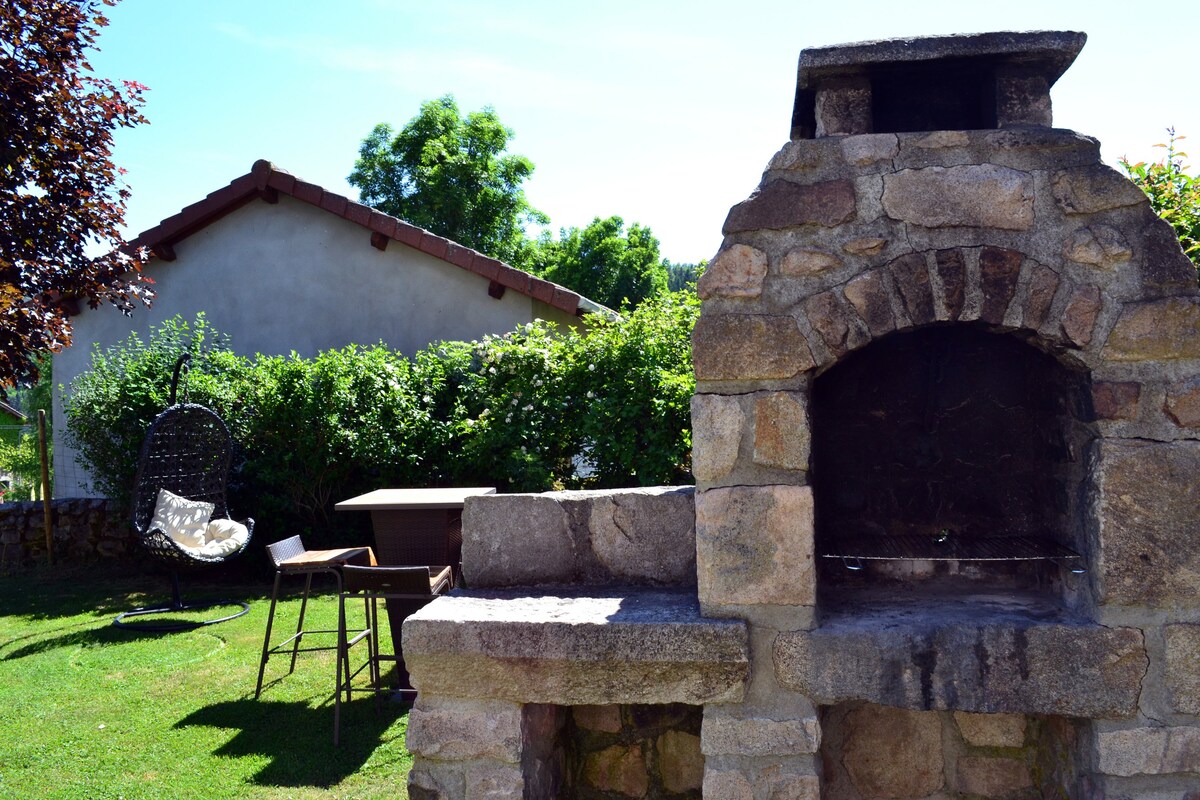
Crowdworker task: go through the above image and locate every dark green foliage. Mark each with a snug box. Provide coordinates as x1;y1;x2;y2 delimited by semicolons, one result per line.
1121;130;1200;279
536;216;670;311
666;259;706;292
66;296;699;546
349;95;547;271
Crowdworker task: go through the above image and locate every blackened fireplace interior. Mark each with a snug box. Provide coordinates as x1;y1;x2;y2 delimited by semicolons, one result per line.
811;325;1095;610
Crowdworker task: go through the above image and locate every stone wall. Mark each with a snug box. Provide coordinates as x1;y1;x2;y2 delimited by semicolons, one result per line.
0;497;129;568
819;703;1082;799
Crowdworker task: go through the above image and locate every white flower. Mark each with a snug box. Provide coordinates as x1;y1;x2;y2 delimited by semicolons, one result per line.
588;363;596;371
422;395;432;403
505;415;512;423
488;367;496;374
586;391;594;398
520;446;527;453
523;404;533;411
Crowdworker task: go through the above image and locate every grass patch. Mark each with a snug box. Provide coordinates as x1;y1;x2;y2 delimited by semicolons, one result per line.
0;565;412;799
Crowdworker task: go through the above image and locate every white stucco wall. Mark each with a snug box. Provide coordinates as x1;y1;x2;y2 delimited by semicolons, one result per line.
53;195;581;497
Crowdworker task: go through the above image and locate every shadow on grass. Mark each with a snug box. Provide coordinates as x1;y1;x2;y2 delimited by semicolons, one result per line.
176;698;409;788
0;621;131;660
0;563;278;623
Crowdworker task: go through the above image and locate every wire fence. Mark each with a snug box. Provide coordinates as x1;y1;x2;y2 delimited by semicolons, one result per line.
0;418;51;504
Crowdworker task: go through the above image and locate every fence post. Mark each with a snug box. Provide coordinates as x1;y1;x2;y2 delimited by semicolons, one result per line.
38;409;52;566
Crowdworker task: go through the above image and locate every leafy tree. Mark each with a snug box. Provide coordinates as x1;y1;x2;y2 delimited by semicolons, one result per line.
1121;130;1200;279
349;95;547;271
537;216;669;310
666;259;707;292
0;0;152;393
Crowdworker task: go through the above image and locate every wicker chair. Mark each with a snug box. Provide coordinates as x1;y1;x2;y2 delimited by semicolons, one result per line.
113;355;254;631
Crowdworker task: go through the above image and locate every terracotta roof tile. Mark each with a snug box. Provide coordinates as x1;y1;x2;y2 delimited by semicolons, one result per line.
495;263;531;294
394;221;423;248
530;279;557;305
551;286;582;313
129;160;606;318
445;242;475;271
345;201;372;227
419;233;449;261
292;180;323;205
319;192;347;216
368;211;398;238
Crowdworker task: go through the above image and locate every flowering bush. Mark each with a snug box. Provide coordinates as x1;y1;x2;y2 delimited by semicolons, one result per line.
66;293;699;544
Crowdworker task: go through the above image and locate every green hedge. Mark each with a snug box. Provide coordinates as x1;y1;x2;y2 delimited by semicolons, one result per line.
65;294;698;547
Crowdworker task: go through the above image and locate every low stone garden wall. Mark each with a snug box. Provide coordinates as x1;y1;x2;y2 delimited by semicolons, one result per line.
0;497;129;568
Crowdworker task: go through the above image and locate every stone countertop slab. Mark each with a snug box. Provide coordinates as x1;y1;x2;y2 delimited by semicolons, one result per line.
404;589;749;705
775;601;1146;718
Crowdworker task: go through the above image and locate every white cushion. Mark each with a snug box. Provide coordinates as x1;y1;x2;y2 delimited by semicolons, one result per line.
151;489;214;549
194;518;251;558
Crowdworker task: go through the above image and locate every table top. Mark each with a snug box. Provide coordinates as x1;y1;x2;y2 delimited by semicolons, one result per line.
278;546;377;568
335;487;496;511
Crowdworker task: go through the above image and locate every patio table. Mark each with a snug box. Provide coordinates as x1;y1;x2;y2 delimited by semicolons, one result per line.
333;487;495;688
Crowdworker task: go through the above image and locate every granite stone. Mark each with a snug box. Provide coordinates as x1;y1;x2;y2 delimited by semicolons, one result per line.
724;179;856;233
1102;298;1200;361
692;395;745;482
693;314;815;381
1092;439;1200;608
882;165;1034;230
699;244;769;299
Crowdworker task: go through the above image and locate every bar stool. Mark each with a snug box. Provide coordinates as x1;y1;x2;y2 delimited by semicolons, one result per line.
334;564;452;745
254;535;376;698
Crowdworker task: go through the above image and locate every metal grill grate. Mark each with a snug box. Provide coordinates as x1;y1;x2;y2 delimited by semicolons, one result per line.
820;534;1086;573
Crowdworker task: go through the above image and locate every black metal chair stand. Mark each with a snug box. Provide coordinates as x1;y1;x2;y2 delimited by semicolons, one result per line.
254;535;375;698
112;354;253;633
334;564;452;745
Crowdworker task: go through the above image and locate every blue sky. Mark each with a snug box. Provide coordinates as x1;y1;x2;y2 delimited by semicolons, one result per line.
91;0;1200;265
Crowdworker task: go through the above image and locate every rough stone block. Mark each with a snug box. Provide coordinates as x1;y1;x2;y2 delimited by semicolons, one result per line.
842;269;896;337
463;495;574;587
1051;164;1148;214
842;705;944;798
774;618;1146;717
841;134;897;166
406;697;524;763
583;487;696;586
979;246;1023;325
1093;439;1200;608
996;72;1051;127
1063;224;1132;268
815;81;872;137
954;711;1027;747
935;248;966;321
465;761;524;800
573;704;622;733
1139;215;1200;297
889;252;935;325
1023;262;1060;330
701;713;821;756
1091;382;1141;421
780;248;842;276
703;769;753;800
1103;298;1200;361
1061;283;1102;347
724;179;856;233
753;392;810;471
842;237;887;256
693;314;814;381
409;761;464;800
696;485;815;609
804;290;860;357
583;744;648;797
767;774;820;800
699;244;769;299
656;730;704;793
1165;624;1200;715
1096;726;1200;776
956;756;1033;797
1165;377;1200;428
692;395;745;482
882;165;1034;230
404;590;749;705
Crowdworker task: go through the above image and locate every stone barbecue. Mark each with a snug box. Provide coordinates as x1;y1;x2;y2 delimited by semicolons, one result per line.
402;31;1200;799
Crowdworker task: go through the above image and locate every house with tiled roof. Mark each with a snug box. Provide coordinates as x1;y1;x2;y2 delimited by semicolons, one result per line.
52;160;610;497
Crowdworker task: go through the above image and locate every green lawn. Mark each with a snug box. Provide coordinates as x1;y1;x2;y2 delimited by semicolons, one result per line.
0;565;413;800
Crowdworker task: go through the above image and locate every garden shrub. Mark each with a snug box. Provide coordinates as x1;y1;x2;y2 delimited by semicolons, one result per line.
65;293;699;548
